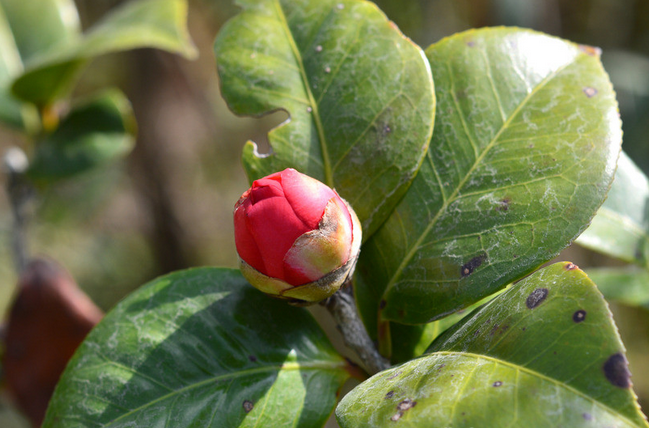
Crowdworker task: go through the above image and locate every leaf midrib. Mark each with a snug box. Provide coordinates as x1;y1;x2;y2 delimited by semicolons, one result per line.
431;351;644;427
100;359;347;427
380;53;577;304
273;0;333;187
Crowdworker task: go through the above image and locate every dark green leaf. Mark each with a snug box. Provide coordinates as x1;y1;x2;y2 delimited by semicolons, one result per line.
26;89;135;182
338;262;648;427
12;0;197;106
356;28;621;328
44;268;354;428
577;151;649;267
214;0;435;239
587;267;649;309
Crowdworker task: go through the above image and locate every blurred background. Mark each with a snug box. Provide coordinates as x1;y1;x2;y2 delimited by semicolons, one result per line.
0;0;648;425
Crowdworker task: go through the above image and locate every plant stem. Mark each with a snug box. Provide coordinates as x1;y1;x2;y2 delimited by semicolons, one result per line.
4;147;32;274
321;282;390;375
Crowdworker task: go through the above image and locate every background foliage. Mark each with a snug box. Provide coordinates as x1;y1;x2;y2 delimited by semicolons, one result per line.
1;0;649;426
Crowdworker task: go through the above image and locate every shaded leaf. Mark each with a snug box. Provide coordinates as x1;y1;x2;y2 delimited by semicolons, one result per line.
12;0;197;106
214;0;435;239
587;267;649;309
26;89;136;182
337;262;648;427
44;268;355;428
356;28;621;328
577;151;649;267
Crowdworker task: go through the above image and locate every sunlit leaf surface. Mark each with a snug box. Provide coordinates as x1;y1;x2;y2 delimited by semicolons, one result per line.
214;0;435;238
356;28;621;329
338;263;649;427
44;268;353;428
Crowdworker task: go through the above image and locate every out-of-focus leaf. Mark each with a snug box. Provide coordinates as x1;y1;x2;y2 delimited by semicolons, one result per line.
0;0;80;64
26;90;135;182
577;151;649;267
214;0;435;239
12;0;197;106
587;267;649;309
338;262;649;427
44;268;356;428
356;28;621;330
0;4;36;129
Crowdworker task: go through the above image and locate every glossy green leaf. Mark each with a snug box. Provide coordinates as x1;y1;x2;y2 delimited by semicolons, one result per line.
0;0;80;64
577;151;649;267
356;28;621;328
214;0;435;239
12;0;197;106
587;267;649;309
338;262;649;427
44;268;355;428
26;90;136;182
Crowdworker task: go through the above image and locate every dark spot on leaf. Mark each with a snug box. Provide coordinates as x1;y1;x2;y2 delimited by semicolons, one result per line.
528;143;534;149
526;288;549;309
385;390;394;399
461;254;487;277
384;125;391;133
573;310;587;323
391;412;403;421
496;197;510;212
397;399;417;411
398;309;405;319
493;381;502;387
522;327;526;331
248;355;257;362
380;300;386;309
583;87;598;98
603;353;631;388
466;40;475;47
489;324;500;336
243;400;254;413
582;413;593;421
578;44;601;56
387;370;402;380
565;262;578;270
473;329;480;336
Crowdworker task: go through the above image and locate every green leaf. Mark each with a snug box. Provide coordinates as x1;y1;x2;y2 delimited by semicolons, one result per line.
26;89;136;182
214;0;435;239
11;0;197;106
0;4;37;129
577;151;649;267
337;262;649;427
0;0;80;64
356;28;622;327
44;268;355;428
587;267;649;309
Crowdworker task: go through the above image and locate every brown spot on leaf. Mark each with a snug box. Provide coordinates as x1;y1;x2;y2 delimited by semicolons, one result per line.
526;288;549;309
573;310;586;323
493;381;502;387
248;355;257;362
385;390;394;399
578;44;602;56
583;413;593;421
243;400;254;413
565;262;578;270
466;40;475;47
391;412;403;421
603;353;631;388
583;87;598;98
461;254;487;277
397;399;417;411
380;300;387;309
387;370;402;380
497;197;511;212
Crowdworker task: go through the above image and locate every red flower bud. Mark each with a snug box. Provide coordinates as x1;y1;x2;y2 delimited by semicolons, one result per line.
234;168;361;304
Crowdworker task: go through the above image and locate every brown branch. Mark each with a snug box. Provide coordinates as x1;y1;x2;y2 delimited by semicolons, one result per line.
321;283;390;375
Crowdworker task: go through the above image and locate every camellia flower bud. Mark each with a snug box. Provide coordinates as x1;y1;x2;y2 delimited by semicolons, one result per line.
234;168;361;305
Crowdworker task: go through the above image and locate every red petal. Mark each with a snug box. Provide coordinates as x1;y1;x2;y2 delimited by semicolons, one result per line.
280;168;334;228
233;196;266;273
246;190;311;281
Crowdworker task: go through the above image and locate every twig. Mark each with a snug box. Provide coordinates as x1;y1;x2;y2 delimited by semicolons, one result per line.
321;281;390;375
3;147;33;274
